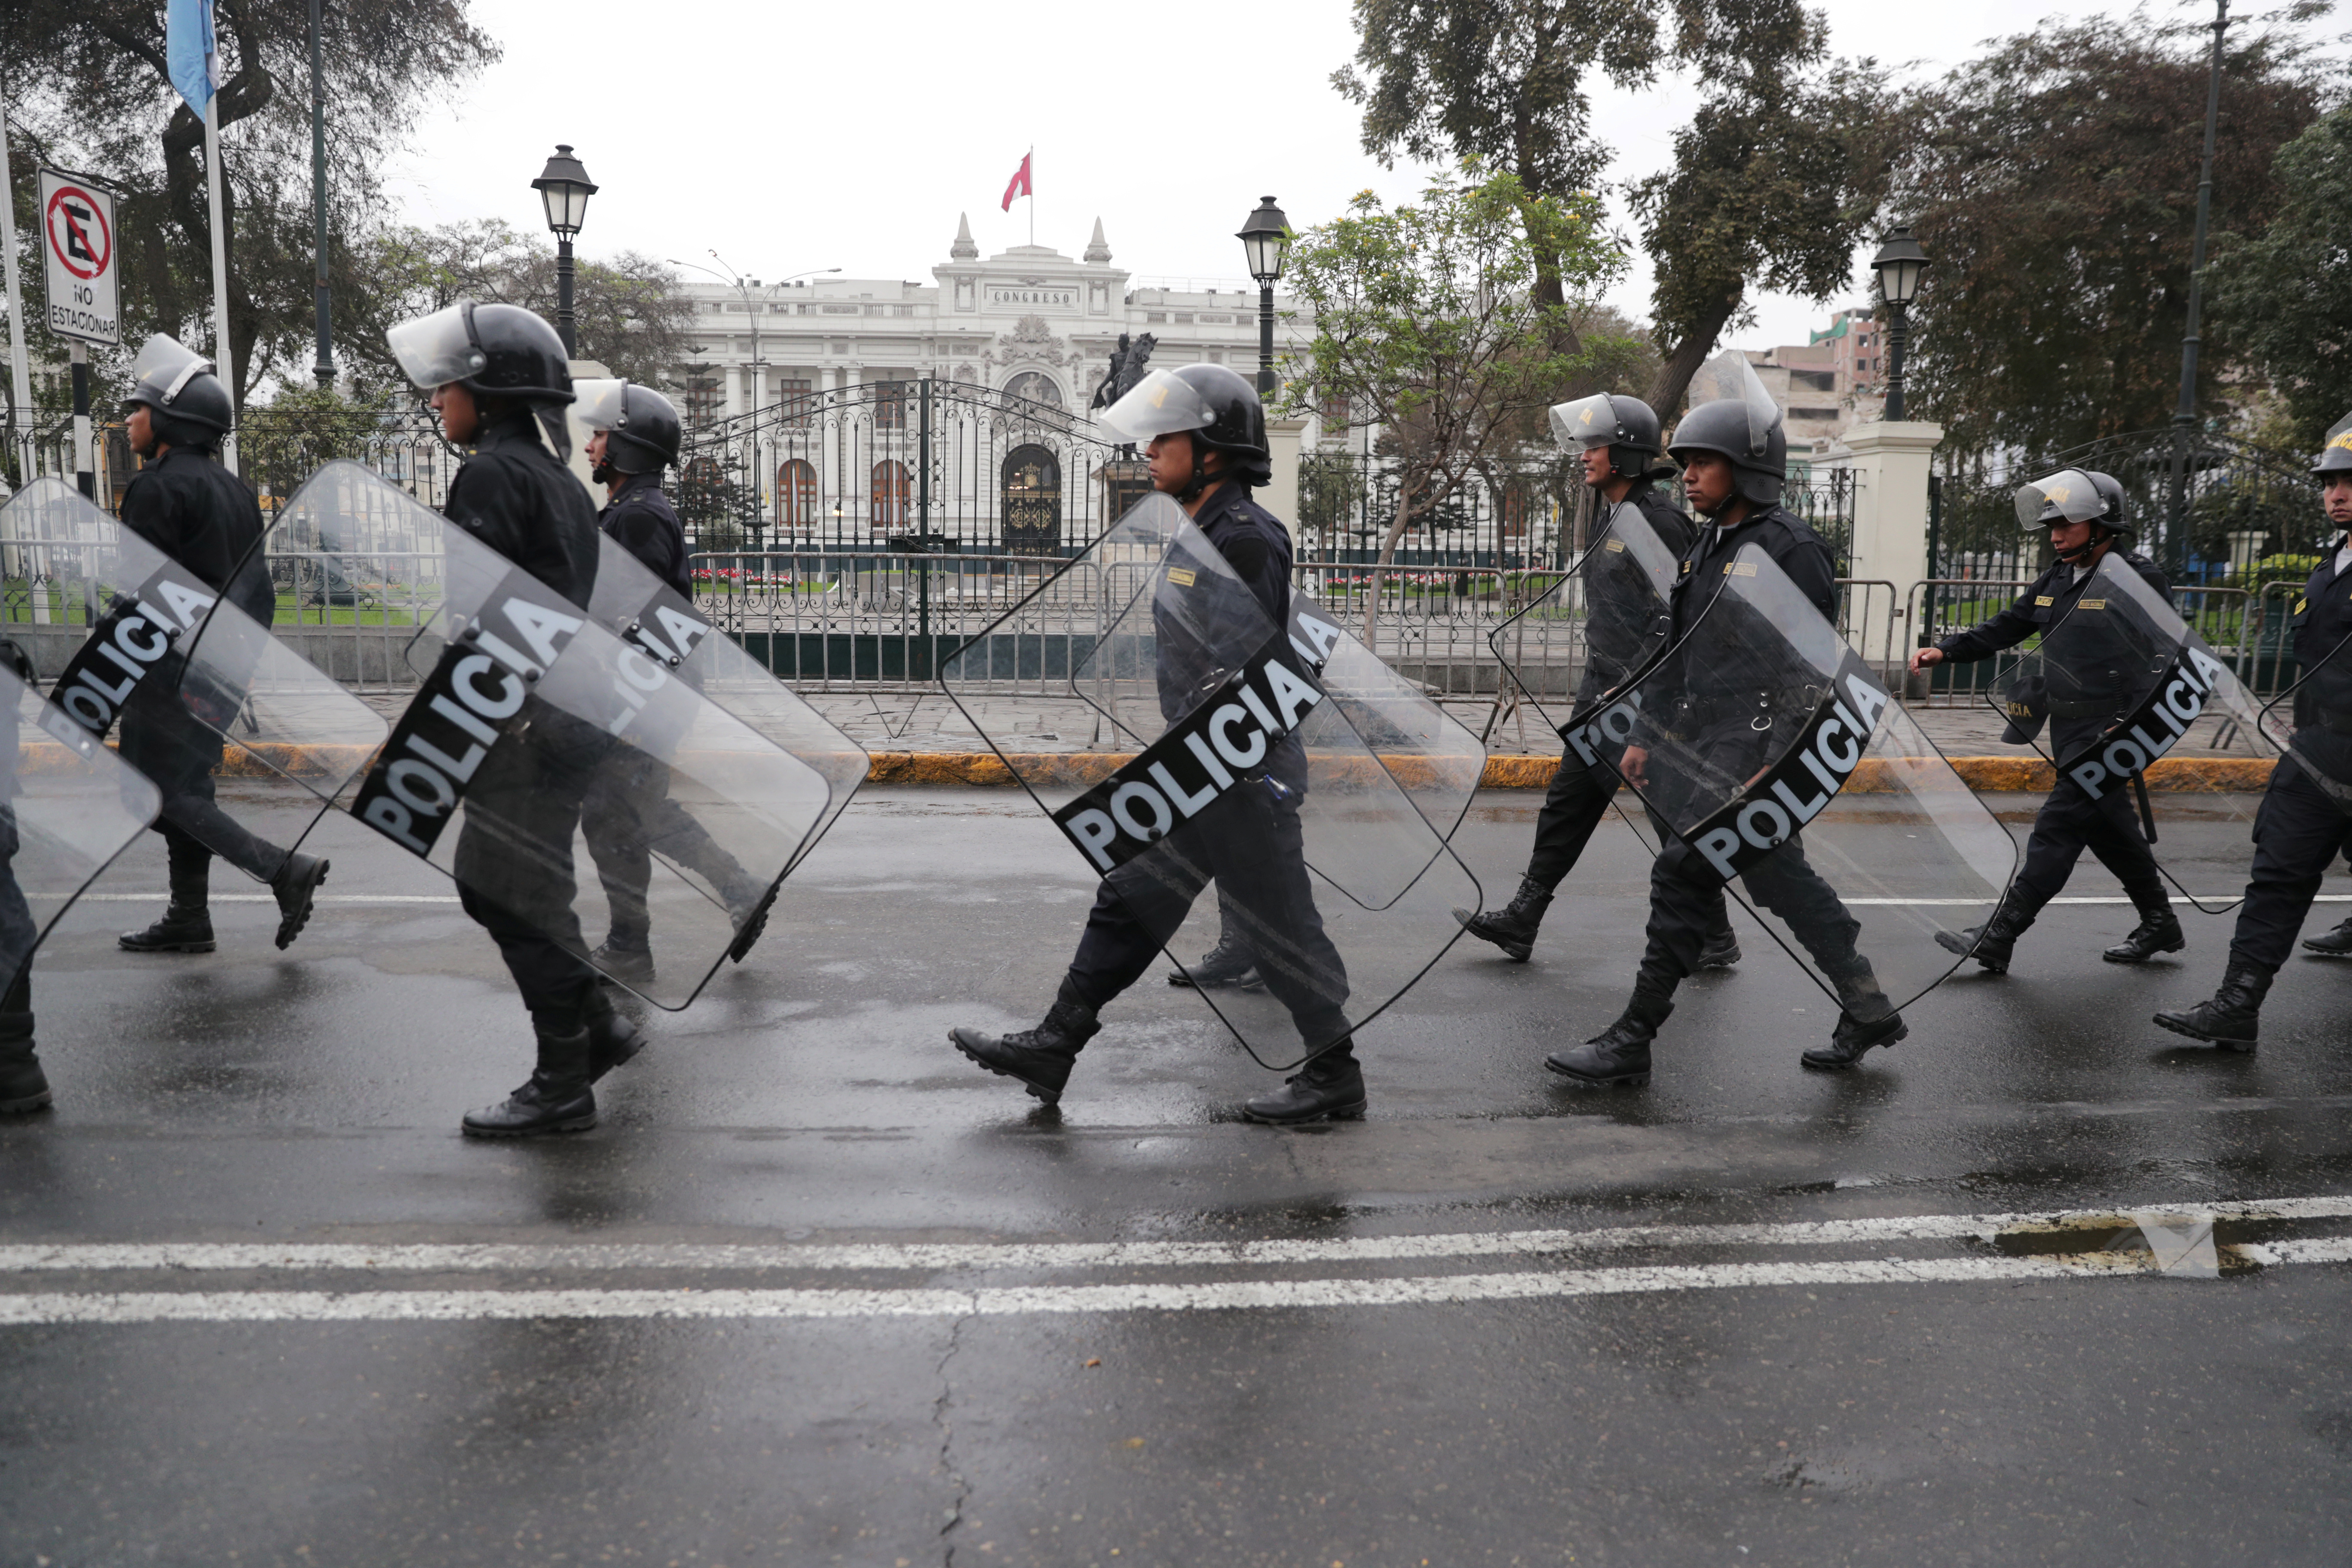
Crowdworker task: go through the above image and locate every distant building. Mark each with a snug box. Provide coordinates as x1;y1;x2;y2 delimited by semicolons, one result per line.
1739;305;1893;459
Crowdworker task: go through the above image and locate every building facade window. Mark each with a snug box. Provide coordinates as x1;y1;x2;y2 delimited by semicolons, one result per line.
684;379;720;428
871;380;908;432
871;459;911;528
777;377;815;428
777;459;818;533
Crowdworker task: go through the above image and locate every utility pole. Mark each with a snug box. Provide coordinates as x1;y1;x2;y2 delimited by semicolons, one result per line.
308;0;332;388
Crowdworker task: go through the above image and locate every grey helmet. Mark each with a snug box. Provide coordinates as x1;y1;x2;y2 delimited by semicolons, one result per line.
123;334;233;449
2014;467;2129;564
2314;410;2352;480
1666;350;1785;508
1550;392;1668;482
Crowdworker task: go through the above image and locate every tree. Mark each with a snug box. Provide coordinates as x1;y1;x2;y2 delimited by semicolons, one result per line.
1334;0;1660;307
1629;0;1894;417
1281;168;1640;638
2;0;498;406
1889;12;2322;459
2208;104;2352;452
337;220;696;392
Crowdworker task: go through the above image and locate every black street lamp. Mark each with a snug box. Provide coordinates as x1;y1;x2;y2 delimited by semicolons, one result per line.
1237;196;1291;399
532;144;597;358
1871;225;1929;421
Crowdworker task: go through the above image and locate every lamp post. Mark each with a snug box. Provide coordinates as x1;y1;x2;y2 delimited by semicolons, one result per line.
1237;196;1291;399
531;144;597;358
1870;226;1929;422
308;0;333;388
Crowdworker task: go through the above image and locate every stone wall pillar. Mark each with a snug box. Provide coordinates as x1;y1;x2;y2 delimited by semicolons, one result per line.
1830;419;1942;664
1265;416;1308;539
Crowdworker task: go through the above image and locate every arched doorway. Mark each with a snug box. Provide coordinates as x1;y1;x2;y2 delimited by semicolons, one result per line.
776;459;818;534
1001;444;1062;554
871;460;911;530
1003;371;1062;407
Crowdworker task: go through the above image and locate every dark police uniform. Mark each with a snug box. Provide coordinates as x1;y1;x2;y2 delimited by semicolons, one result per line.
579;470;757;959
443;414;606;1029
1931;549;2173;915
1631;503;1872;997
1064;481;1350;1043
1527;481;1702;889
2221;539;2352;972
116;446;291;888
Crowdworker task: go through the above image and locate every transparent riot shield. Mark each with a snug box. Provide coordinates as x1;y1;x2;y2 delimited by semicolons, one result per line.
587;530;869;879
937;492;1482;1070
1489;499;1680;756
1604;542;2018;1015
275;462;833;1008
0;662;162;986
1284;595;1487;842
0;477;386;884
1978;553;2275;913
2257;622;2352;815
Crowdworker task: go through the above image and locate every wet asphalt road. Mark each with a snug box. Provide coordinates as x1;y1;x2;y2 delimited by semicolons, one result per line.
3;783;2351;1566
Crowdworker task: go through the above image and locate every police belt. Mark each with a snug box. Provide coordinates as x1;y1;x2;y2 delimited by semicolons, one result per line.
1672;688;1797;730
2046;696;2118;720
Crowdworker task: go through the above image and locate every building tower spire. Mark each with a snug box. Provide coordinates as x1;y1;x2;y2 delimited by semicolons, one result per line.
1084;217;1111;265
950;212;979;261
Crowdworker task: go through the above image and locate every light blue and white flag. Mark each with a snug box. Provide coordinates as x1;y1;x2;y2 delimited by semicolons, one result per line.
167;0;219;120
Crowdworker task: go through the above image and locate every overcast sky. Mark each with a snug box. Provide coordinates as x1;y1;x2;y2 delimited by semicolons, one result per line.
386;0;2176;354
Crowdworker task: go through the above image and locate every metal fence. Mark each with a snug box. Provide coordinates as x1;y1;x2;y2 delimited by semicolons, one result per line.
1904;578;2261;708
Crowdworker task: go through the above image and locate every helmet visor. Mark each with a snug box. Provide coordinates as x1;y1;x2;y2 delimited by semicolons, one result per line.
1097;368;1215;444
1693;349;1782;459
2014;468;2105;530
386;303;487;391
572;378;628;432
1549;394;1620;453
130;334;213;404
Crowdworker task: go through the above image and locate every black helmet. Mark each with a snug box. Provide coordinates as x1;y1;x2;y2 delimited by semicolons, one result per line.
575;378;682;477
123;334;232;448
1097;363;1271;497
1667;351;1786;509
2314;411;2352;480
1550;392;1667;481
386;301;574;406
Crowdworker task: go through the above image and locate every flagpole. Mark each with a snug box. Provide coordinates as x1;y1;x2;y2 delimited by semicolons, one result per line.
203;97;237;475
0;103;36;486
1027;146;1034;248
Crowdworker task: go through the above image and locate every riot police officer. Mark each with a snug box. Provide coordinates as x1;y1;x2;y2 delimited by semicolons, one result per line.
2155;416;2352;1049
1914;471;2180;973
114;337;330;956
949;364;1362;1124
1548;366;1904;1085
384;301;639;1136
575;380;771;981
1457;391;1739;968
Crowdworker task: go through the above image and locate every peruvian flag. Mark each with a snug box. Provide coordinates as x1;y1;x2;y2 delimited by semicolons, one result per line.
1000;151;1033;212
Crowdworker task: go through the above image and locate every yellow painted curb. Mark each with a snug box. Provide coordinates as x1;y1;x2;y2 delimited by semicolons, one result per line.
12;744;2285;795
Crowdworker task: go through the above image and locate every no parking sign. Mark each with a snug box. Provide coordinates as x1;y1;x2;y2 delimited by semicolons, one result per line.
38;168;119;347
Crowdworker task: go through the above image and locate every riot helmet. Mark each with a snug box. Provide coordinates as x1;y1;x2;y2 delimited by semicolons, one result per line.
2313;411;2352;481
575;378;683;480
1666;350;1786;509
1550;392;1667;482
1097;363;1271;499
2015;467;2128;564
122;334;233;450
387;300;575;455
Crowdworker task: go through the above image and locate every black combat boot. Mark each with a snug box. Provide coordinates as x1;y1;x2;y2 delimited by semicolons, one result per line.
269;851;330;951
1546;983;1673;1087
0;972;47;1115
582;986;645;1082
727;878;779;964
2302;916;2352;957
461;1021;597;1137
949;979;1102;1104
2153;962;2271;1051
2103;888;2185;965
1695;920;1742;970
1454;876;1555;963
590;933;656;986
1167;930;1265;992
1802;1009;1910;1070
1934;893;2035;975
119;900;215;953
1241;1041;1367;1124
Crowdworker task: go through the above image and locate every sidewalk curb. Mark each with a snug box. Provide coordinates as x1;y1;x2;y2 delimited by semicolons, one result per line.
22;745;2278;793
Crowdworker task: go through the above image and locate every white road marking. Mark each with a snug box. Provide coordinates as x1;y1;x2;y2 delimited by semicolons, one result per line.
0;1247;2315;1325
64;894;462;905
3;1197;2343;1277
